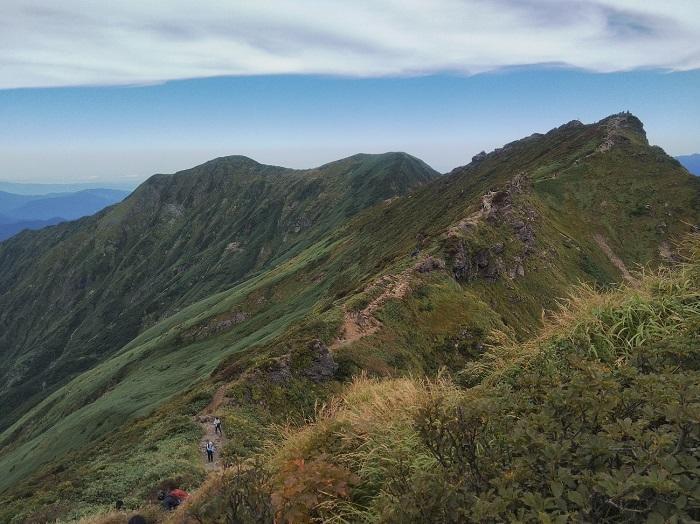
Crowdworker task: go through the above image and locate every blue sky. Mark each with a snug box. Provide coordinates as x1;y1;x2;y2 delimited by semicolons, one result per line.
1;69;698;182
1;1;699;182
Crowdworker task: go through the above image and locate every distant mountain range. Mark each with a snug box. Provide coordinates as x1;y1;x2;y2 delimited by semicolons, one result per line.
0;218;65;241
676;153;700;175
0;188;130;241
0;180;138;195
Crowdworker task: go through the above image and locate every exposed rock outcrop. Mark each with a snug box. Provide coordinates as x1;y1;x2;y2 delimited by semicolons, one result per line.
472;151;487;163
597;112;647;153
299;340;338;383
452;243;506;282
448;173;536;282
248;339;338;387
415;256;446;273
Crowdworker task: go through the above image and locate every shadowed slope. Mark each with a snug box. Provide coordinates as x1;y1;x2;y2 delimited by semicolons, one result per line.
0;152;438;432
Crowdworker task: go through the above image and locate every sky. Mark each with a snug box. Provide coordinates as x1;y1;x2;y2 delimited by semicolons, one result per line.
1;0;699;183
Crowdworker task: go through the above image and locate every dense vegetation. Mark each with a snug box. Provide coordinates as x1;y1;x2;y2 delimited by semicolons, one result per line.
0;152;438;432
0;113;698;522
176;235;700;523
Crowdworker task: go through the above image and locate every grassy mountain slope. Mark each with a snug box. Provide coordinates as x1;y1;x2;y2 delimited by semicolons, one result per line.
198;235;698;523
0;114;698;522
0;152;438;432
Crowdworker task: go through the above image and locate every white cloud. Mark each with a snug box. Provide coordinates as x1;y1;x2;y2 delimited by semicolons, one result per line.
0;0;699;89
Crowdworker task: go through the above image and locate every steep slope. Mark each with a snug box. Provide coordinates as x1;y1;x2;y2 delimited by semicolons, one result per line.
0;153;438;432
225;235;700;523
0;114;698;522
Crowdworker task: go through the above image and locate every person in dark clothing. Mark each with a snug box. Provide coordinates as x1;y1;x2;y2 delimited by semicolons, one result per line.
213;416;223;435
128;516;147;524
158;490;180;511
163;495;180;510
206;440;215;462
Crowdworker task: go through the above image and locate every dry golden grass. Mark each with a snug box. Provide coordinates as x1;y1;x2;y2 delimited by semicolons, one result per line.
270;373;451;464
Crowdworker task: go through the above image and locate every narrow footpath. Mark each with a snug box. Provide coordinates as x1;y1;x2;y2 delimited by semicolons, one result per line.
196;384;229;471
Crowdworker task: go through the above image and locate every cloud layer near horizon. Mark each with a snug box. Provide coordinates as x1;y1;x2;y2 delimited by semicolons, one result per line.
2;0;699;89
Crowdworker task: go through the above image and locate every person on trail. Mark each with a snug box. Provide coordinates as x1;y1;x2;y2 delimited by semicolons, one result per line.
170;488;189;502
213;416;223;435
206;440;215;462
158;490;180;511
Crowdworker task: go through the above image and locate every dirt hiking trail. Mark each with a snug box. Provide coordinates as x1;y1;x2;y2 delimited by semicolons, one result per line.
331;272;411;349
593;233;637;284
195;384;229;472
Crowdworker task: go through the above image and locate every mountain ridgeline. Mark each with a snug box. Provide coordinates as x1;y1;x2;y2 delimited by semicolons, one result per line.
0;152;438;431
0;114;698;522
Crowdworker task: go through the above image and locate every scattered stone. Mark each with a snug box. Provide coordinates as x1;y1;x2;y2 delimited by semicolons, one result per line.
291;216;312;233
225;241;242;253
415;256;446;273
300;340;338;383
475;249;490;268
262;356;292;385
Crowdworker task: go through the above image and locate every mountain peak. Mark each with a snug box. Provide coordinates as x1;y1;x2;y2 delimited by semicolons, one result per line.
201;155;263;169
596;111;647;144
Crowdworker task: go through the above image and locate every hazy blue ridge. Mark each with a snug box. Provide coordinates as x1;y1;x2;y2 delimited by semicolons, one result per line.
0;217;65;242
676;154;700;176
0;188;130;241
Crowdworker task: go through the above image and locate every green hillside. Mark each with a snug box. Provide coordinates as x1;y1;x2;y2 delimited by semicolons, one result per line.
209;234;699;523
0;152;438;432
0;113;698;522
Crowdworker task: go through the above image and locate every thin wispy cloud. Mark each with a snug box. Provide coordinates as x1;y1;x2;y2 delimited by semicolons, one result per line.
1;0;699;89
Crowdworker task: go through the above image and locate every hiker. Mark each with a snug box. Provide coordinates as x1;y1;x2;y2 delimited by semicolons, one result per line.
158;490;180;511
213;416;223;435
170;488;189;502
206;440;215;462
